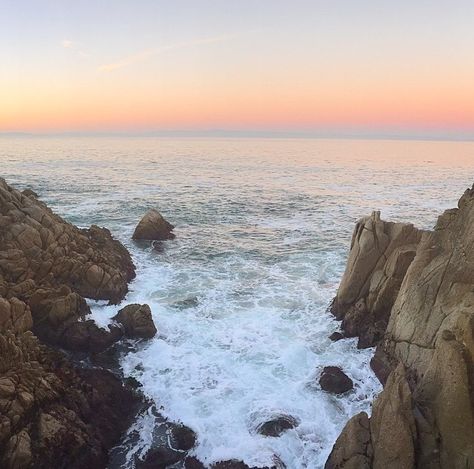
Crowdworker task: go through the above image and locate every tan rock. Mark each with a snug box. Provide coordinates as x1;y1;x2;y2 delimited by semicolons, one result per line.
132;209;175;241
114;303;157;339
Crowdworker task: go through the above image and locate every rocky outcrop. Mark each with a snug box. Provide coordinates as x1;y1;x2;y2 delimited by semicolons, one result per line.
331;211;422;348
133;209;175;241
327;186;474;468
0;179;142;468
114;303;157;339
0;178;135;304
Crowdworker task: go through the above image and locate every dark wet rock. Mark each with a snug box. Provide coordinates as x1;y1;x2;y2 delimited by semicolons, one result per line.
169;423;197;451
133;209;175;241
319;366;353;394
211;461;251;469
256;415;299;437
114;303;157;339
329;331;344;342
211;461;281;469
136;446;184;468
185;456;207;469
172;296;199;309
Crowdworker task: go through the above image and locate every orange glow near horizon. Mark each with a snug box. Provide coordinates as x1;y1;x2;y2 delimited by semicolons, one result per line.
2;1;474;137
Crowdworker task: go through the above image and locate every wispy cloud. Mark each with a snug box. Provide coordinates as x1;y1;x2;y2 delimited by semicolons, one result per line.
62;39;75;49
61;39;90;58
98;34;236;72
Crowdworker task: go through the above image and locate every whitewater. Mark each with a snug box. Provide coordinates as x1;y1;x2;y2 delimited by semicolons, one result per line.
2;137;473;468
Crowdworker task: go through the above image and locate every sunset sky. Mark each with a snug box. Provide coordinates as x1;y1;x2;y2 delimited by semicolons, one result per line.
2;0;474;138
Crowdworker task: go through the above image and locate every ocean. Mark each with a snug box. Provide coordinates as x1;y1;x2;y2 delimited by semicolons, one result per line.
2;137;473;468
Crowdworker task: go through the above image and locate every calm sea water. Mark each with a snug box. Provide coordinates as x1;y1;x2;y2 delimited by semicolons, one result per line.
2;137;473;468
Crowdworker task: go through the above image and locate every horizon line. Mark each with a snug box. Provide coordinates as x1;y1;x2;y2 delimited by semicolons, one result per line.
1;129;474;142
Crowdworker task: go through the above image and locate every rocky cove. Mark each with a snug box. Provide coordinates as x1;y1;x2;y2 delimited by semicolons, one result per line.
1;176;473;468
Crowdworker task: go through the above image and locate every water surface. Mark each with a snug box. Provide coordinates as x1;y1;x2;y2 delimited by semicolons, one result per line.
2;137;473;468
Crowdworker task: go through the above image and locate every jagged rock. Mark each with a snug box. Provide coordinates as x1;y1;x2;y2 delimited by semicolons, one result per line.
331;211;422;348
325;412;372;469
0;331;142;469
0;180;142;468
114;303;157;339
0;178;135;304
327;185;474;468
21;189;38;199
256;414;299;437
133;209;175;241
319;367;353;394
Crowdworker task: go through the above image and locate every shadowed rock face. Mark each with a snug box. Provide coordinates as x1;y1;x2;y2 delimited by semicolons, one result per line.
327;186;474;469
0;179;143;468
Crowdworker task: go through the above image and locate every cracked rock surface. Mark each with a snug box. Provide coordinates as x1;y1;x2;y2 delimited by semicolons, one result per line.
327;186;474;468
0;179;143;468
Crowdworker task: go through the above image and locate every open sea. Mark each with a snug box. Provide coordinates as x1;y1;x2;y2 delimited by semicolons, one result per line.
2;137;473;468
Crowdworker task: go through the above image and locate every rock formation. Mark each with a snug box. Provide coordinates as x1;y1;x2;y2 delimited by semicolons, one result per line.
331;210;422;348
319;367;353;394
133;209;175;241
326;186;474;468
114;303;157;339
0;179;145;468
256;414;299;437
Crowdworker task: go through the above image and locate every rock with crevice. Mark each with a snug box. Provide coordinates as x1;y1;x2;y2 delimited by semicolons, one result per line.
331;211;422;348
0;180;144;468
326;185;474;469
113;303;157;339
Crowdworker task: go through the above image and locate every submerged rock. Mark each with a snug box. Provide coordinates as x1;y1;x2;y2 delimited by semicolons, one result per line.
328;331;344;342
256;414;299;437
114;303;157;339
319;366;353;394
133;209;175;241
169;423;197;451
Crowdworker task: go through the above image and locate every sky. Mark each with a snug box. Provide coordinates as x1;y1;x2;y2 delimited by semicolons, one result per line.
1;0;474;138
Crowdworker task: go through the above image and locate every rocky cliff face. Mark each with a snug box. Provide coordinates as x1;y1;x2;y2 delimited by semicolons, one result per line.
326;187;474;469
0;179;142;468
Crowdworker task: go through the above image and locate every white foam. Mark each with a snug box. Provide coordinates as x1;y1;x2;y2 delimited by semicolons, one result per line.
91;244;381;469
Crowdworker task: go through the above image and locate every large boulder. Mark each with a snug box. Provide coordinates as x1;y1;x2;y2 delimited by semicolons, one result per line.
114;304;157;339
132;209;175;241
319;367;353;394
